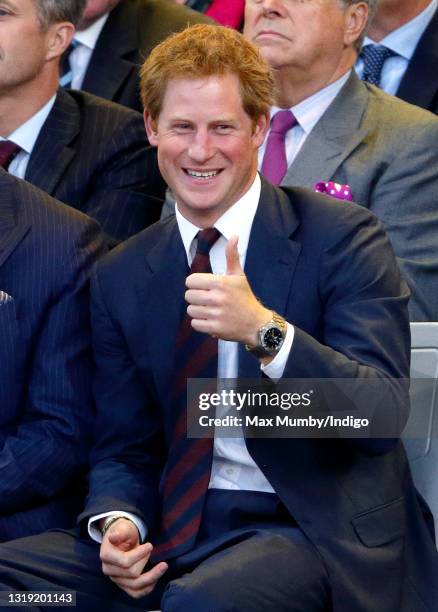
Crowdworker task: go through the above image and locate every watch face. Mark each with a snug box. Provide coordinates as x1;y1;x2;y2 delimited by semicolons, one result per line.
263;327;284;350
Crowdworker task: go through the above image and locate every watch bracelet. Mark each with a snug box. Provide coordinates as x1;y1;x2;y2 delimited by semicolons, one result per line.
100;515;127;538
271;311;287;333
245;310;287;356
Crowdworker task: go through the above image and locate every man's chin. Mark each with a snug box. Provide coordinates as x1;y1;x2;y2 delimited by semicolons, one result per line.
176;197;224;221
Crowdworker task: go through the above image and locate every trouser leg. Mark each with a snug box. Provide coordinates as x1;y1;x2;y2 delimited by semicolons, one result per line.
0;529;161;611
162;529;331;612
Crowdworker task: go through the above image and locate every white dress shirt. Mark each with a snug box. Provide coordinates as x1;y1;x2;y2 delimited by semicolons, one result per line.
69;13;109;90
355;0;437;96
1;96;56;179
258;70;351;172
88;173;295;542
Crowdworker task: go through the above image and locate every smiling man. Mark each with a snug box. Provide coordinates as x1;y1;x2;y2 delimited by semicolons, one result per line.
145;73;266;227
0;23;436;612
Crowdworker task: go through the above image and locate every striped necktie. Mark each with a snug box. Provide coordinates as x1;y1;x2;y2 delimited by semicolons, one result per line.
151;227;221;562
0;141;20;170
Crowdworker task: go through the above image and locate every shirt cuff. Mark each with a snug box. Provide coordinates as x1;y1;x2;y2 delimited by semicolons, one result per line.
261;323;294;381
88;511;147;544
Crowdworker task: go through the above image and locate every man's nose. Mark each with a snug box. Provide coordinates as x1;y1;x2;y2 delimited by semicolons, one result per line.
253;0;284;17
187;130;214;163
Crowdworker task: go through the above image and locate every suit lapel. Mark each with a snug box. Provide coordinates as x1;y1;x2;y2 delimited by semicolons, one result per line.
0;172;31;268
396;9;438;109
282;73;369;188
25;90;78;195
239;179;302;377
81;2;139;100
139;185;302;383
138;218;189;403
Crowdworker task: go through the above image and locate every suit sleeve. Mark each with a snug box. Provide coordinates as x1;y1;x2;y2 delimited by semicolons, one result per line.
78;265;165;531
81;111;166;245
0;216;105;514
365;114;438;321
281;203;411;454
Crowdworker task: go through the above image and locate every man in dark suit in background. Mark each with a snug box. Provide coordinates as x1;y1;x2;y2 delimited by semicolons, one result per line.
1;0;165;243
68;0;213;112
0;169;105;541
0;24;436;612
357;0;438;113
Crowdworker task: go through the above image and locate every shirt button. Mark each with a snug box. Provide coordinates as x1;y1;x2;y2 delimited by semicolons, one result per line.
226;468;234;475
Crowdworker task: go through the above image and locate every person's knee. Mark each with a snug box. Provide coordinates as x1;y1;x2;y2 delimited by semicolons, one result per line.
160;532;330;612
162;577;235;612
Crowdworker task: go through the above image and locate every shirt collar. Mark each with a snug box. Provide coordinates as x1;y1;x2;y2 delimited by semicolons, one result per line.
75;12;109;51
175;173;261;264
364;0;437;60
1;95;56;154
270;70;351;135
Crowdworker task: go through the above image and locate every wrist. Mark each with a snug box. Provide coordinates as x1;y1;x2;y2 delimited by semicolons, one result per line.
245;310;287;359
100;515;129;539
245;306;273;347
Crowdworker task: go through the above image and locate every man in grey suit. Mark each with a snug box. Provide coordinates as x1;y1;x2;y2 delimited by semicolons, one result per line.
244;0;438;321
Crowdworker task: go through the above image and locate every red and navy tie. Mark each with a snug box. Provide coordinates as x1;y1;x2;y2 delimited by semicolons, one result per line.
151;227;221;562
0;141;20;170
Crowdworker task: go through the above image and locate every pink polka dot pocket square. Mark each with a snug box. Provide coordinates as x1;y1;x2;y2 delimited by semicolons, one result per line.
314;181;353;202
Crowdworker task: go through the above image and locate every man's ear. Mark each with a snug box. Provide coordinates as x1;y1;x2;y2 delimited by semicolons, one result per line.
344;1;368;47
144;110;159;146
46;22;75;62
252;112;270;148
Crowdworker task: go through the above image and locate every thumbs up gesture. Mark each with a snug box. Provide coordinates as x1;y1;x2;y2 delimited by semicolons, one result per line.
225;235;243;275
185;235;272;346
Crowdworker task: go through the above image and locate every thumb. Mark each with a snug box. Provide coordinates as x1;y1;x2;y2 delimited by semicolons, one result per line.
108;524;137;551
226;235;243;275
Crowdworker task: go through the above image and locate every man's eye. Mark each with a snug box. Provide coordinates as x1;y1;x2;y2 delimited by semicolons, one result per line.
216;125;232;133
174;123;191;131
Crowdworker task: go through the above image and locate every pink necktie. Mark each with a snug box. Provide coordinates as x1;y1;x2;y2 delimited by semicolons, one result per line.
261;110;297;185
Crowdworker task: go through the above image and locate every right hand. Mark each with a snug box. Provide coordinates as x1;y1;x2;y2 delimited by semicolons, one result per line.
100;518;168;599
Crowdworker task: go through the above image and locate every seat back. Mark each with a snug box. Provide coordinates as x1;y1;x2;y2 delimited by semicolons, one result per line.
403;322;438;542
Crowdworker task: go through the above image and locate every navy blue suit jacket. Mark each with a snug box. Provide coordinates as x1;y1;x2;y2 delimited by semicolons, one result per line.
82;179;438;611
396;7;438;114
81;0;212;112
0;170;105;541
24;88;165;243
